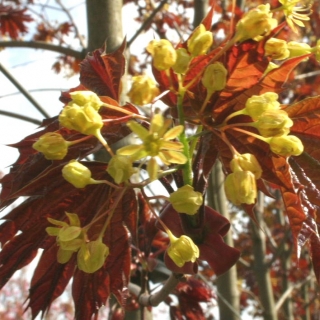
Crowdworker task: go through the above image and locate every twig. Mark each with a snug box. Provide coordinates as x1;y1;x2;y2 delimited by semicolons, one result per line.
0;88;66;99
127;0;169;48
129;273;183;307
0;63;50;119
55;0;87;48
0;41;85;59
275;275;313;310
0;110;42;125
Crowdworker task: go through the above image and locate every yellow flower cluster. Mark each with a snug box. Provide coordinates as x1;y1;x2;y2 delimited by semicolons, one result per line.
46;212;109;273
146;24;213;74
116;114;187;181
224;154;262;205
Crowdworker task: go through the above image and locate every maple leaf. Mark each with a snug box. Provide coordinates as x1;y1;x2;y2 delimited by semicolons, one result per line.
80;41;126;101
0;161;137;319
0;4;33;39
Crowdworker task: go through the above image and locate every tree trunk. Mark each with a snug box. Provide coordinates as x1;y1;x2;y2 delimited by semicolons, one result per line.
250;193;278;320
207;161;240;320
193;0;209;28
86;0;123;53
275;190;294;320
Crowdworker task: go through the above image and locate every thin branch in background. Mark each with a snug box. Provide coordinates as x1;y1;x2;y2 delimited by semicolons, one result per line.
275;275;313;311
55;0;87;48
129;273;184;307
0;63;50;119
294;70;320;80
127;0;169;48
0;41;85;59
0;111;42;125
0;88;66;99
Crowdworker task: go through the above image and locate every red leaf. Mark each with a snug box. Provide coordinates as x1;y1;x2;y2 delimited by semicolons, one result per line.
0;4;33;39
27;244;75;318
80;41;126;101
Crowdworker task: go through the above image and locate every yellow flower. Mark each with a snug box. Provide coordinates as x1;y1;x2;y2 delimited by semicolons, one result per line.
128;75;160;105
201;62;228;94
254;110;293;137
279;0;312;32
107;155;136;184
169;185;203;215
187;24;213;57
287;41;312;60
269;135;304;156
235;4;278;42
69;91;102;111
33;132;70;160
147;39;177;71
59;104;103;136
245;92;281;121
77;240;109;273
62;160;99;188
46;212;86;264
224;171;257;205
230;153;262;179
117;114;187;180
172;48;191;74
264;38;290;60
167;230;199;267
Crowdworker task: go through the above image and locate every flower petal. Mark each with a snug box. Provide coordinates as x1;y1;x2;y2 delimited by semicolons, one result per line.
127;121;149;140
163;125;184;140
160;150;188;164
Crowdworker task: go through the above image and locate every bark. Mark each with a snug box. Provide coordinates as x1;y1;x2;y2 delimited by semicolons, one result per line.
275;190;294;320
193;0;209;28
86;0;123;53
207;161;241;320
250;193;278;320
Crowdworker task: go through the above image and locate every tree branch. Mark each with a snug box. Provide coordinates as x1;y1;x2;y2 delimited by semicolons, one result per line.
0;41;85;59
55;0;87;48
0;63;50;119
0;110;42;125
127;0;169;48
129;273;183;307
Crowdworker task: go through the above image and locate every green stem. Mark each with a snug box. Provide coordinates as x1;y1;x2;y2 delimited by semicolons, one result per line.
177;89;193;186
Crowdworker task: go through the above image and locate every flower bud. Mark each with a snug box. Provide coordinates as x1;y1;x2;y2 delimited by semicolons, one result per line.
269;135;304;157
128;75;160;105
59;104;103;136
187;24;213;56
264;38;290;60
77;240;109;273
169;185;203;215
172;48;191;74
167;231;199;267
69;91;102;111
230;153;262;179
287;41;311;60
245;92;280;121
201;62;228;93
235;4;278;42
224;171;257;205
254;110;293;137
62;160;94;188
147;39;177;71
33;132;69;160
107;155;136;184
